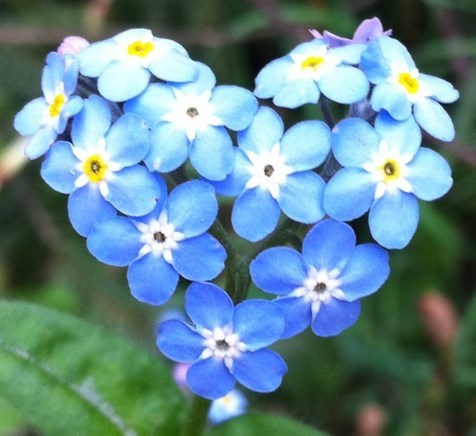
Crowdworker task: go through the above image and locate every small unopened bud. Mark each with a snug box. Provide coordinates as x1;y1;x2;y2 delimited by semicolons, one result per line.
172;363;190;392
57;36;90;57
418;292;459;349
356;404;387;436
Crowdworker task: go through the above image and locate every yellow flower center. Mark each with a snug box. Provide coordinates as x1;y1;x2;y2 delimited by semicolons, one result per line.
127;40;154;58
301;56;325;71
380;159;400;183
49;94;66;117
83;154;108;183
398;72;419;94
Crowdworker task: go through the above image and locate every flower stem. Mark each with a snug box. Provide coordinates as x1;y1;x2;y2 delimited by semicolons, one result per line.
180;396;211;436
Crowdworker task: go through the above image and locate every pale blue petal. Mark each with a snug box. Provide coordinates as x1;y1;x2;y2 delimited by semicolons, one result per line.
14;97;48;136
413;98;455;142
278;172;326;224
62;57;80;95
78;39;117;77
319;66;369;104
302;219;356;271
289;39;326;56
187;358;235;400
230;349;287;393
172;61;216;94
250;247;308;296
86;217;142;267
42;52;64;98
274;296;311;338
369;190;419;249
149;49;198;83
371;82;412;120
60;96;83;126
406;147;453;201
211;148;251;196
339;244;390;300
185;282;233;330
330;44;366;64
127;253;178;305
323;169;375;220
312;299;361;337
24;126;58;160
254;57;293;99
172;233;226;281
232;188;280;242
273;78;320;108
157;319;204;362
419;74;459;103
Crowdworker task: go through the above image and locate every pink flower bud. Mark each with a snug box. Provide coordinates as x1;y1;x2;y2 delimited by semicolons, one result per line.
356;404;387;436
57;36;90;56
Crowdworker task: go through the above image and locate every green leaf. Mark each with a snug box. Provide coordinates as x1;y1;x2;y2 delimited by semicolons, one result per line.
205;413;327;436
0;301;185;435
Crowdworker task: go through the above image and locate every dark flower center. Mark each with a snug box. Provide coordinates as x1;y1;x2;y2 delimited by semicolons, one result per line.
314;282;327;294
153;232;166;243
384;162;396;176
186;107;199;118
264;164;275;177
90;160;103;174
215;339;230;351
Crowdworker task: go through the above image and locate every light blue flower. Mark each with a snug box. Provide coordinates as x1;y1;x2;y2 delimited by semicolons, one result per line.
208;389;248;424
77;28;198;102
86;180;226;305
212;107;329;242
157;282;287;399
254;38;369;108
40;95;161;236
125;62;258;181
361;36;459;141
14;52;83;159
323;112;453;249
250;219;390;338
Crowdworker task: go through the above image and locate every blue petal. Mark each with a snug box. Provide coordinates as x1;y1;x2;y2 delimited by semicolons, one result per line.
230;349;287;393
185;282;233;330
254;57;293;99
189;126;234;181
280;120;331;171
67;185;117;236
41;141;80;193
145;122;189;173
105;113;150;166
166;180;218;237
71;95;111;152
187;358;235;400
149;49;198;83
375;111;421;157
127;253;178;305
42;52;64;98
302;219;356;271
237;106;284;155
86;217;142;267
329;44;366;64
210;85;258;131
319;65;369;104
211;148;251;196
14;97;48;136
369;190;419;249
231;188;281;242
274;296;311;339
172;233;226;281
171;62;216;94
61;96;84;124
233;300;284;350
106;165;161;216
413;98;455;142
332;118;379;167
278;172;326;223
323;168;376;221
312;299;361;337
157;319;204;363
24;126;57;160
62;57;80;95
250;247;308;296
406;147;453;201
77;39;117;77
273;78;320;108
98;62;150;102
339;244;390;300
419;73;459;103
370;82;412;120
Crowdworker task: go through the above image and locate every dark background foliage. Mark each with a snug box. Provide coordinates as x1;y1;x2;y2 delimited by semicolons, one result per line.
0;0;475;434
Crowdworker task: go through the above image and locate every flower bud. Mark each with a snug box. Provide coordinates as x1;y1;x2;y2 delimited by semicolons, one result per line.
57;36;90;56
356;404;387;436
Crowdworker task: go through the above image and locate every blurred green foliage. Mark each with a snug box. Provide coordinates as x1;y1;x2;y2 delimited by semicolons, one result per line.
0;0;475;435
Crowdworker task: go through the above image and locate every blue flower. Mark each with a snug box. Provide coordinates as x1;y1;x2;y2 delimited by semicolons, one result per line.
40;95;161;236
250;219;390;338
86;180;226;305
361;36;459;141
14;52;83;159
77;28;198;102
208;389;248;424
254;38;369;108
157;282;287;399
323;112;453;249
212;107;330;242
125;62;258;181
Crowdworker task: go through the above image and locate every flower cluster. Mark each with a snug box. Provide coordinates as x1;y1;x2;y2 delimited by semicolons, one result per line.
14;19;458;401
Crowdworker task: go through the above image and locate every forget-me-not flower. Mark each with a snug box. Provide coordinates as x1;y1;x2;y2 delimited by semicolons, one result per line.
361;36;459;141
254;38;369;108
250;219;390;337
86;180;226;305
77;28;198;102
212;107;330;242
40;95;161;236
157;282;287;399
323;112;453;249
14;52;83;159
125;62;258;181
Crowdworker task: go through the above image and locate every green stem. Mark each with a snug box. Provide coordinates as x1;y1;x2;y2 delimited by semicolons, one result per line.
180;396;211;436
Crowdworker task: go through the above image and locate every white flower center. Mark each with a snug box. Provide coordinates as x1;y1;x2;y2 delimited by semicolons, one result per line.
199;326;246;369
245;143;294;199
289;45;340;81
